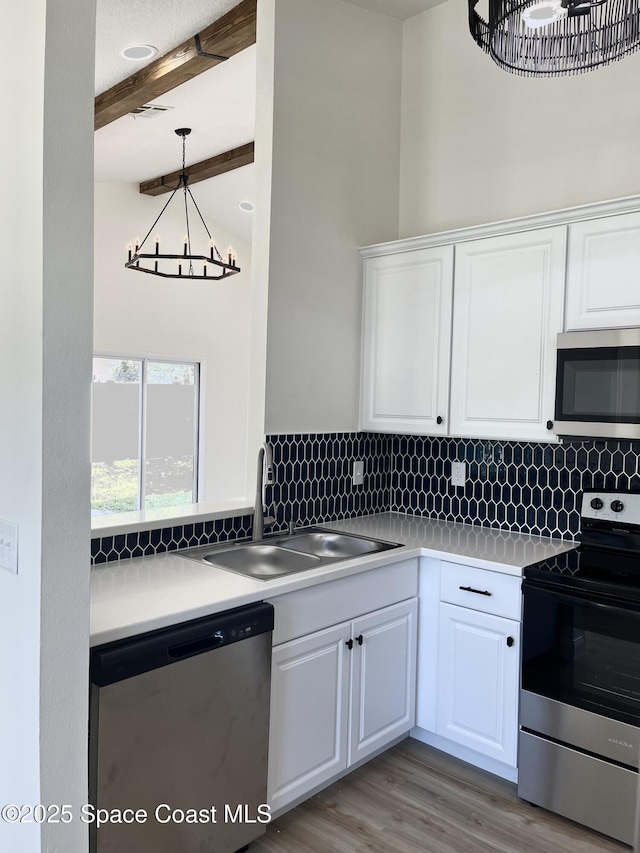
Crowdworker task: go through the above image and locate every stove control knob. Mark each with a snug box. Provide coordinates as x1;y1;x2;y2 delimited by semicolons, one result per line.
590;497;604;510
611;500;625;513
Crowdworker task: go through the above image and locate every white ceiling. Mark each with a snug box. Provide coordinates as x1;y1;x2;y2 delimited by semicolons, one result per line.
94;0;442;245
343;0;446;18
95;0;242;95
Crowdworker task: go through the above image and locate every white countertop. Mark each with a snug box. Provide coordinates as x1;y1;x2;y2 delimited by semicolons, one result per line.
90;513;576;647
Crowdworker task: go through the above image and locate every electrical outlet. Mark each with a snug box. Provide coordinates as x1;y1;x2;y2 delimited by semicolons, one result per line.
0;518;18;574
353;460;364;486
451;461;466;488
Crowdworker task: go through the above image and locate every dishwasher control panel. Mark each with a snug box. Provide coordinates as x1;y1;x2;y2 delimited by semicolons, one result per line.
90;602;274;687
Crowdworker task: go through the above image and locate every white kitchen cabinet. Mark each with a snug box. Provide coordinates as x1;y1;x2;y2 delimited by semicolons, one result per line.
349;600;417;766
268;597;417;813
436;603;520;768
413;559;521;780
360;246;453;434
450;227;566;442
565;211;640;330
268;622;350;813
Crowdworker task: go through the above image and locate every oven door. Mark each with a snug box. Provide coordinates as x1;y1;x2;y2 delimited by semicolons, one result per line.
554;329;640;439
522;579;640;728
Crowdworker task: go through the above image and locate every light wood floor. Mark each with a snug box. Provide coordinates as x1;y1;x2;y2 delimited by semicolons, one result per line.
249;738;628;853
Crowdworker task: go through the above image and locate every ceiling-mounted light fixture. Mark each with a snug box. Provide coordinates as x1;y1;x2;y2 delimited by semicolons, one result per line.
126;128;240;280
469;0;640;76
120;44;158;61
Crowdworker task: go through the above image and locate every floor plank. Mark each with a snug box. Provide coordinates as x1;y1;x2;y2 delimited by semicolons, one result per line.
250;738;628;852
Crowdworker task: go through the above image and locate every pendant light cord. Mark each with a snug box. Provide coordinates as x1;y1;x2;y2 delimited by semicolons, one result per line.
181;135;195;275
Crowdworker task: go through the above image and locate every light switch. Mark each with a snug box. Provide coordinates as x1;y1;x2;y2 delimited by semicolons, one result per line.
353;460;364;486
451;461;466;488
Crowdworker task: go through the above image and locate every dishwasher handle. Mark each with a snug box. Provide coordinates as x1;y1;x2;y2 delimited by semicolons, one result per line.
91;602;274;687
168;631;224;659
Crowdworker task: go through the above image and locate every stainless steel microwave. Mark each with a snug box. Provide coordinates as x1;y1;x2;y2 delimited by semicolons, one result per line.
554;328;640;440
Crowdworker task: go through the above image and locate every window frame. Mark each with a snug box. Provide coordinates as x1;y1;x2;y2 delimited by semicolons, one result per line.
91;352;202;513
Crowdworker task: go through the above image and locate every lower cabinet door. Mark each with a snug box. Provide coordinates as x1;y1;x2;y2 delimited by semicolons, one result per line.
267;622;350;812
349;599;417;766
436;603;520;767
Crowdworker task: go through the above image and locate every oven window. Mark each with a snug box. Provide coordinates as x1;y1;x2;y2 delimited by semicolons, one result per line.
522;586;640;726
556;346;640;422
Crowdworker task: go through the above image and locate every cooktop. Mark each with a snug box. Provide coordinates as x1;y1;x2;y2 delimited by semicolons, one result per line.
524;490;640;606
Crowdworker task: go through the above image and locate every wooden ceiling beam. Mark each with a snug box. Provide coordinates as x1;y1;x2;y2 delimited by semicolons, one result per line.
95;0;257;131
139;142;255;195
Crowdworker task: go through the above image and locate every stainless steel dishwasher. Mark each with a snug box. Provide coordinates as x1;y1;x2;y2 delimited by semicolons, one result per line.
89;602;274;853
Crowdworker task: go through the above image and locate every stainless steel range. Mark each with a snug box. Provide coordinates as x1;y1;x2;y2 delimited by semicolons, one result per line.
519;490;640;845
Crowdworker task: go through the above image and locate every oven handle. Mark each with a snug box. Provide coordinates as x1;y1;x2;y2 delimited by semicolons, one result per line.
522;578;640;614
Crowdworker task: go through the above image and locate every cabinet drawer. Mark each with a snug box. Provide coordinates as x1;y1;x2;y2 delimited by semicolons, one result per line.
440;562;521;620
269;559;418;645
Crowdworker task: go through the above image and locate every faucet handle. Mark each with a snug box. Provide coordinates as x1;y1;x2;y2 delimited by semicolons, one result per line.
263;515;276;527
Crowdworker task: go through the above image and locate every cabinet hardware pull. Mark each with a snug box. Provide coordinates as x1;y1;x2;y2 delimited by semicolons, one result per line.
507;636;514;647
168;631;224;659
436;416;443;425
345;638;354;650
459;585;492;596
546;420;554;430
356;634;363;646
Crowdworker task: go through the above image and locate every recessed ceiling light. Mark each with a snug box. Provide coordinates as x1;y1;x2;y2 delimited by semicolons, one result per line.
239;201;254;212
120;44;158;61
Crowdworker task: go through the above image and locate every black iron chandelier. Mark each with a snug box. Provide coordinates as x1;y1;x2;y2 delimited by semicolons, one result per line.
469;0;640;76
126;128;240;280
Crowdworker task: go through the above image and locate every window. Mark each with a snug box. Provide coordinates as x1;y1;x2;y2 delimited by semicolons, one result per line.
91;357;200;514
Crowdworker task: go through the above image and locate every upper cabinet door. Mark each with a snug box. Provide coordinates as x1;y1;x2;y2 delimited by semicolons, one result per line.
566;212;640;331
360;246;454;434
450;228;566;443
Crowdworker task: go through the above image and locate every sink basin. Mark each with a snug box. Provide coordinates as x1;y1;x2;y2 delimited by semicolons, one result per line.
275;531;391;560
183;529;401;581
201;544;321;579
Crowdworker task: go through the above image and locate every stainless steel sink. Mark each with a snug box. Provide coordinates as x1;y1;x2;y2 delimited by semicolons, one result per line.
201;544;321;579
275;531;390;560
183;528;401;581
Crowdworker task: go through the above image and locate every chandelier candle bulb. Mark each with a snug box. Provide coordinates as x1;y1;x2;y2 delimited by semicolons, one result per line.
154;236;160;255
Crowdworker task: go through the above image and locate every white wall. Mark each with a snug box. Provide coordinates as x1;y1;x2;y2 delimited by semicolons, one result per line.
248;0;275;456
400;1;640;236
94;182;253;504
264;0;403;434
0;0;94;851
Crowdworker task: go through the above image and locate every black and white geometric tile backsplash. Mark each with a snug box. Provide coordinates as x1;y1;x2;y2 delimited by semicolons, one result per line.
265;432;640;541
91;431;640;563
91;514;252;565
387;435;640;539
265;432;391;531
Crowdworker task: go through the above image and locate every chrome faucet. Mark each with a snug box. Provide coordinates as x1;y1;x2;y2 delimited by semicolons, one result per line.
253;442;275;541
